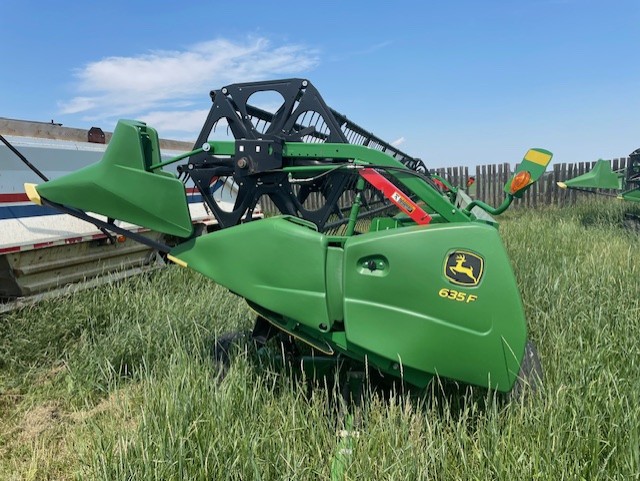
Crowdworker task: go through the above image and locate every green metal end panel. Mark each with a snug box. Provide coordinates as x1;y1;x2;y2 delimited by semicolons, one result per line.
342;223;526;391
170;217;331;330
621;189;640;202
325;247;344;324
35;120;193;237
562;159;624;190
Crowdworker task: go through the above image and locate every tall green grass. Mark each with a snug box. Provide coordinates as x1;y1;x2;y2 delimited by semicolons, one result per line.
1;200;639;479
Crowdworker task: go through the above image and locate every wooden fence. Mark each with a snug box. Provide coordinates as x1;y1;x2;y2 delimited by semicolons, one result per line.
259;157;629;214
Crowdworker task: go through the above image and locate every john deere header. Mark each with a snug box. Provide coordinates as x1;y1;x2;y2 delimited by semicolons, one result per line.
24;79;552;394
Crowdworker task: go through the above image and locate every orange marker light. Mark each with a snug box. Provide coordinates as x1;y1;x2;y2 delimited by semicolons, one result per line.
117;235;126;243
509;170;532;194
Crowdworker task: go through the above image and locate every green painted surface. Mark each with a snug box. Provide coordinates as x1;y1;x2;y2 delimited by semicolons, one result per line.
171;217;332;331
621;189;640;202
562;159;624;190
505;148;554;198
325;247;345;325
370;217;401;231
342;222;525;391
171;217;525;391
27;121;552;392
36;120;193;237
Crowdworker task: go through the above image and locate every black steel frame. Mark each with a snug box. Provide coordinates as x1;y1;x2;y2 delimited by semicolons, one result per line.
181;79;428;232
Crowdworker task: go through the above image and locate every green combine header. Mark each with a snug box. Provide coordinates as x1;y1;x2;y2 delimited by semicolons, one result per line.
24;79;552;395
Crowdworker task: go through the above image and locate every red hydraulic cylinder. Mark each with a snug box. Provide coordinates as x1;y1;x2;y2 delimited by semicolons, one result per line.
359;168;432;225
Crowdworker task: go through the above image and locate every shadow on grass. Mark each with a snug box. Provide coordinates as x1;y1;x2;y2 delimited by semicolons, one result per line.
208;328;538;427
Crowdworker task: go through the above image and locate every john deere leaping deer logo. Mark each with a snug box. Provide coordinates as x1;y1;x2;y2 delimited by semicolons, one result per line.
444;251;484;286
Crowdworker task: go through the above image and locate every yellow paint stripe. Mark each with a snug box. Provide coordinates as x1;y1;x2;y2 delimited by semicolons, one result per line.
24;183;42;205
167;254;188;268
524;149;552;167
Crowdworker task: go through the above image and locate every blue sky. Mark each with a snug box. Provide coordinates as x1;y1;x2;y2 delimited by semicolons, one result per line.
1;0;638;167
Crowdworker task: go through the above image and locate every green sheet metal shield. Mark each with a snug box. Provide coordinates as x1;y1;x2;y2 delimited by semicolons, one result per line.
170;217;528;391
34;120;193;237
557;159;623;190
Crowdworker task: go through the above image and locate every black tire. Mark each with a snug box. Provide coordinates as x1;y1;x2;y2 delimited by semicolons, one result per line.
508;340;543;402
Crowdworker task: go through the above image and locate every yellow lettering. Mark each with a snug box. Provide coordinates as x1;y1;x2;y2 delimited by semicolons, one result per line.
438;288;479;303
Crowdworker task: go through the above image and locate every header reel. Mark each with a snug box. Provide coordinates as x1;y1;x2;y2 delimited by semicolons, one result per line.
182;78;432;233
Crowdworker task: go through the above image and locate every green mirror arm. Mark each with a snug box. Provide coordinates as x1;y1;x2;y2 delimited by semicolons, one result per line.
463;194;514;217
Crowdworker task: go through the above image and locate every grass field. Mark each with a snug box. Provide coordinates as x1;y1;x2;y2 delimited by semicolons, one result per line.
1;200;639;480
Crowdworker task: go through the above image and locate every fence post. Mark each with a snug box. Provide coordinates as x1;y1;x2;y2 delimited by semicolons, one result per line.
531;167;538;208
553;164;560;206
497;164;503;207
491;164;497;207
463;166;468;191
545;165;552;205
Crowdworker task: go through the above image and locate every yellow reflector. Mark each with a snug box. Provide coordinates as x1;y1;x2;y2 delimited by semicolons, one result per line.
510;171;532;194
524;149;552;167
167;254;188;268
24;183;42;205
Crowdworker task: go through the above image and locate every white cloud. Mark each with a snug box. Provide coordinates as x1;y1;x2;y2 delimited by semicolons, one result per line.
140;109;211;134
58;37;319;137
60;96;97;114
392;136;406;146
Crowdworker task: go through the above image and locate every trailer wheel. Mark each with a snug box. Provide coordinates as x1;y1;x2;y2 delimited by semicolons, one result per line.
508;340;543;402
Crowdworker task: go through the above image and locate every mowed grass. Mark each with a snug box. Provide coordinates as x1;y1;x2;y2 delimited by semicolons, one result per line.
1;200;640;480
